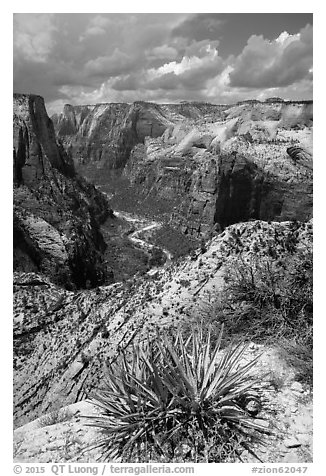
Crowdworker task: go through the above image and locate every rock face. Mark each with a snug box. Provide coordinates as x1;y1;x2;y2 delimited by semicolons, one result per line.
53;100;313;239
52;101;178;169
14;94;75;183
123;101;313;237
13;219;312;428
12;96;313;462
13;94;113;289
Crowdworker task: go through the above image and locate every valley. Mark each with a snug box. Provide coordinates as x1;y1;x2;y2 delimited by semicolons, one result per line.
13;94;313;464
112;209;173;263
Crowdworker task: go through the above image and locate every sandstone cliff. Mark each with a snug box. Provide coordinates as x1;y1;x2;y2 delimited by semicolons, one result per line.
13;94;113;289
14;94;75;183
123;101;313;237
12;97;313;463
52;101;179;169
52;100;312;239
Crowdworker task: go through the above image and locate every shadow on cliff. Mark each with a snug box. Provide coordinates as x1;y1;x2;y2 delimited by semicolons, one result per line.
214;151;313;229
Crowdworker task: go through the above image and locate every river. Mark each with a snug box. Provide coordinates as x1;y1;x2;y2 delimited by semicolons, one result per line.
114;210;173;267
98;188;173;273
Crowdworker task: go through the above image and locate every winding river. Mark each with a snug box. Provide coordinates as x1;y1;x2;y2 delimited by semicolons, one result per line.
114;210;173;268
98;187;173;271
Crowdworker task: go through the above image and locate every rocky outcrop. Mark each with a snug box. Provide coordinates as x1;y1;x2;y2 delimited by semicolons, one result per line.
286;146;312;163
54;104;94;136
52;101;229;171
224;101;313;126
13;219;312;428
13;94;75;184
13;93;113;289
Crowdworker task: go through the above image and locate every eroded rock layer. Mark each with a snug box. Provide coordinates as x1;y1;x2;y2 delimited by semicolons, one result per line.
53;100;313;238
52;101;178;169
124;101;312;237
13;94;113;289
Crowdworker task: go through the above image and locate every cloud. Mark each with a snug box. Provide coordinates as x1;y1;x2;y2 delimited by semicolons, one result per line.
13;13;313;112
112;72;145;91
229;24;313;88
150;43;224;89
85;49;136;78
13;14;57;63
113;42;224;92
147;45;178;61
172;14;225;41
82;15;111;38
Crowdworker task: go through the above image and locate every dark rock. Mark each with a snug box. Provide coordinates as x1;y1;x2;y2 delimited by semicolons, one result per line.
287;146;312;163
13;93;75;184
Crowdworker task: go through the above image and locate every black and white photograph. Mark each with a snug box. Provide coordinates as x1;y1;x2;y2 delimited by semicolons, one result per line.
11;7;315;470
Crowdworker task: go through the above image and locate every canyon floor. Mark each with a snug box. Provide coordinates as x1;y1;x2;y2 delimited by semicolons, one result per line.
13;96;313;464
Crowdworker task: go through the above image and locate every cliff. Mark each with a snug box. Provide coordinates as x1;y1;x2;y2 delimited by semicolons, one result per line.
52;101;178;169
12;97;313;462
123;101;313;237
52;100;312;239
13;94;113;289
13;94;75;183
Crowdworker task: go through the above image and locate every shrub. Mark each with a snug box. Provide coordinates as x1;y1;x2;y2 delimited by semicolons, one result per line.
85;325;271;462
223;249;312;340
222;248;313;383
148;247;166;267
39;408;74;427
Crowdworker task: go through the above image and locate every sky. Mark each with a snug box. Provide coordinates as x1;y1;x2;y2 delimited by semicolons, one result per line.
13;13;313;115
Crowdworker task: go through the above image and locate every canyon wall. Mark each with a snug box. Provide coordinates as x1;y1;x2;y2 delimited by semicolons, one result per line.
13;96;313;428
52;101;178;169
123;101;313;237
14;94;113;289
52;100;313;238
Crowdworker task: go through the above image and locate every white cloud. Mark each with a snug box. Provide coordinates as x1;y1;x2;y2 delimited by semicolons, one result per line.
148;44;220;78
206;65;233;98
275;31;300;46
229;24;313;88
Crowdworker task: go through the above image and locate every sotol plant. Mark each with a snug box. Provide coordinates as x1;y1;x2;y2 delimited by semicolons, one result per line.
85;325;271;462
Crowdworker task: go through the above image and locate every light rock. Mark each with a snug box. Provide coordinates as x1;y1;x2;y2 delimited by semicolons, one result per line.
283;452;300;463
284;437;302;448
296;433;311;445
253;419;270;429
291;381;304;393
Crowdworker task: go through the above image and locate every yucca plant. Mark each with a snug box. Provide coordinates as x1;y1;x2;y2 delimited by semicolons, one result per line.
85;324;271;462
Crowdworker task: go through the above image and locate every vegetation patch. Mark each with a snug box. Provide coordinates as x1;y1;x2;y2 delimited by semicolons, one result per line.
39;408;74;427
85;325;271;462
149;225;199;259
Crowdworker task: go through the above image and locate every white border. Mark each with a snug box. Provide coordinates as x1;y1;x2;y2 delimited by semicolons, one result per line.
3;3;323;475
